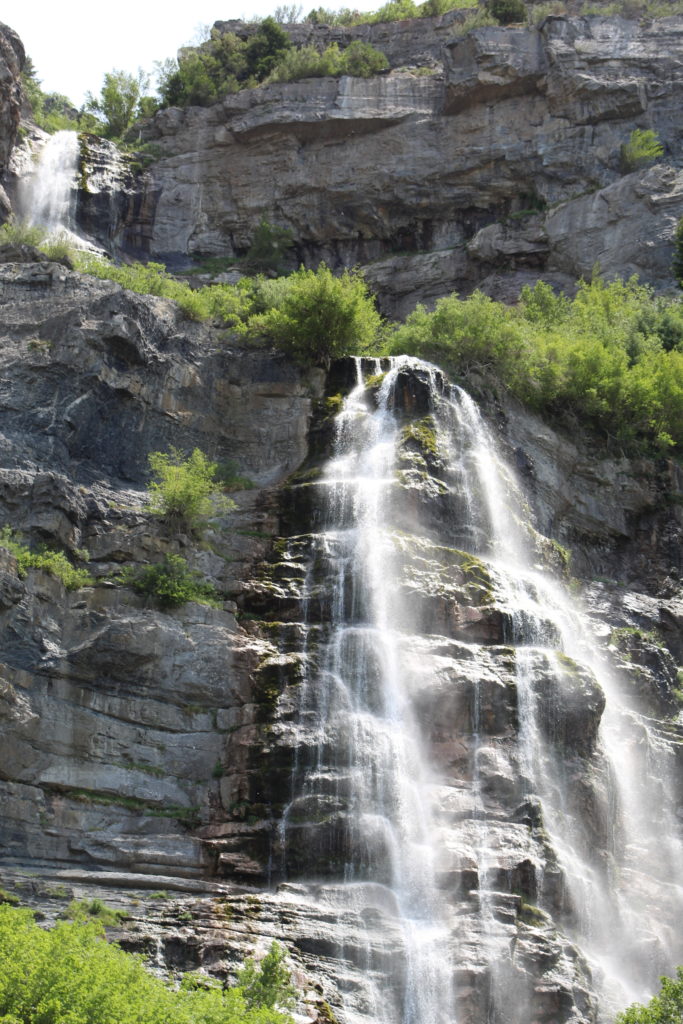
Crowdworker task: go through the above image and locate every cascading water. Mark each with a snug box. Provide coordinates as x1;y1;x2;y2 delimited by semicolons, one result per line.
252;354;681;1024
17;130;83;244
278;359;454;1024
437;382;683;1016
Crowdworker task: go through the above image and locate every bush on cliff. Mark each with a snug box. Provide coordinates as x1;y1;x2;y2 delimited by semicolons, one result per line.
244;263;382;364
120;554;220;609
0;903;295;1024
0;527;93;590
386;275;683;452
266;39;388;82
620;128;664;173
147;447;233;533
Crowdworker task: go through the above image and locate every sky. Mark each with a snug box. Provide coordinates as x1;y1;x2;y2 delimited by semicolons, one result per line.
3;0;383;107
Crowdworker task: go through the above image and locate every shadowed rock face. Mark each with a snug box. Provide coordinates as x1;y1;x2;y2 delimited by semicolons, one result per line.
0;276;681;1023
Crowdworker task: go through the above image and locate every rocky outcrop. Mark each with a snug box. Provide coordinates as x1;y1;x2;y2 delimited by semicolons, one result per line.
0;22;24;220
117;14;683;311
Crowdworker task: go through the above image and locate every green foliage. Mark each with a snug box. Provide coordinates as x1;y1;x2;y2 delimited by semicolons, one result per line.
84;69;152;140
74;255;250;324
244;218;294;274
621;128;664;172
0;903;294;1024
386;276;683;453
247;263;382;364
21;57;80;133
453;7;498;31
158;19;291;108
61;899;127;928
488;0;527;21
236;943;297;1011
616;967;683;1023
0;220;74;263
0;527;93;590
305;0;476;22
146;448;230;531
265;40;388;82
121;554;220;609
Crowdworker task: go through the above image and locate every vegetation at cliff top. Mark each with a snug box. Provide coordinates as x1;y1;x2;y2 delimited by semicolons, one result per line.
388;275;683;452
0;903;295;1024
74;252;683;455
0;527;93;590
615;966;683;1023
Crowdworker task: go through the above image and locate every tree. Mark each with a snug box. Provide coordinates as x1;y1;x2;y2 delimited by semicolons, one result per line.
84;69;150;139
236;943;297;1010
616;967;683;1024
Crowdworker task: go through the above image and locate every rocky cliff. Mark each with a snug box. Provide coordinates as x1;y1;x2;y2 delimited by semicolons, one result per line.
0;262;680;1024
129;14;683;311
4;15;683;310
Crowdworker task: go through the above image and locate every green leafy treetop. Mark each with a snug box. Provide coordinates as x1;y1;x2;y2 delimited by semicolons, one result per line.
0;903;296;1024
147;447;233;534
616;967;683;1024
236;943;298;1011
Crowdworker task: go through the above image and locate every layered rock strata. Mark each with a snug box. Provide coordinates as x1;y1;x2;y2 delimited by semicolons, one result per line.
126;15;683;309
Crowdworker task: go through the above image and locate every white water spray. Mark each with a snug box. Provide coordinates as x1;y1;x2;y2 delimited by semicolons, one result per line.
17;130;83;245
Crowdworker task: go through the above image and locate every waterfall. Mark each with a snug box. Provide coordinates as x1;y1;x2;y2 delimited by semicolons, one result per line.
17;130;83;244
278;358;454;1024
265;355;682;1024
439;383;683;1016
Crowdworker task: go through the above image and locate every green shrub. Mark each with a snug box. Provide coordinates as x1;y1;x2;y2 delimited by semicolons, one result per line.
621;128;664;172
0;220;46;249
236;943;297;1011
266;40;388;83
0;527;93;590
146;448;231;532
74;254;250;324
340;39;389;76
488;0;527;22
244;218;294;274
158;18;291;108
0;903;294;1024
453;7;498;31
61;899;127;927
120;554;220;609
616;967;683;1023
385;275;683;453
247;263;382;364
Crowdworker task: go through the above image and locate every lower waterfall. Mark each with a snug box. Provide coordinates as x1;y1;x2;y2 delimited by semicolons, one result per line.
245;355;682;1024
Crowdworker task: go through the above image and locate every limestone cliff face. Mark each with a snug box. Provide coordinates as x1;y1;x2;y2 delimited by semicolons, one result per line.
0;22;24;220
125;14;683;310
0;265;680;1024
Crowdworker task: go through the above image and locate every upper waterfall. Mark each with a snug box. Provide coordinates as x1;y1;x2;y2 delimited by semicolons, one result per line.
17;130;83;244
